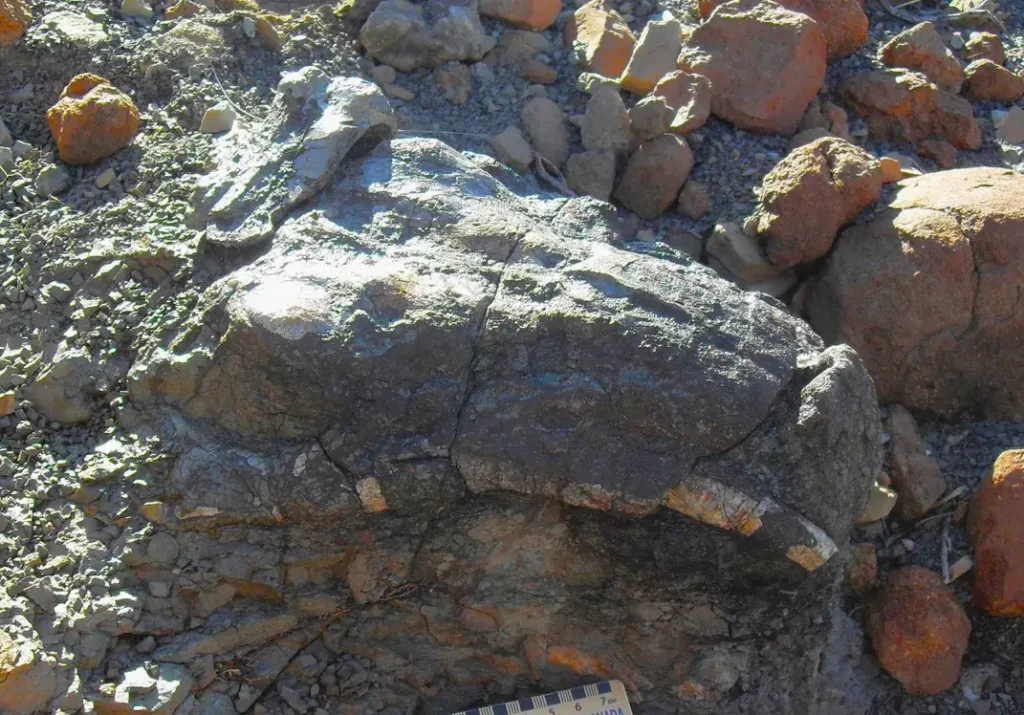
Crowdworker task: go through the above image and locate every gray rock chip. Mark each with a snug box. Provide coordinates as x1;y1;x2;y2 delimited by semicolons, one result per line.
192;68;396;248
25;343;127;424
359;0;496;72
132;137;881;578
35;165;70;197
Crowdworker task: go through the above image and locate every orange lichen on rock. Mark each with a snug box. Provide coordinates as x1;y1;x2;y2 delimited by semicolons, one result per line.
47;74;141;166
968;450;1024;616
0;0;31;46
866;566;970;695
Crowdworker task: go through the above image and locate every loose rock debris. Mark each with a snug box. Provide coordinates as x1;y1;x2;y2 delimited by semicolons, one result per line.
1;0;1024;713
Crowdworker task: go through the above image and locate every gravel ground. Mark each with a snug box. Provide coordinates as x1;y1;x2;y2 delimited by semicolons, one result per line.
1;0;1023;713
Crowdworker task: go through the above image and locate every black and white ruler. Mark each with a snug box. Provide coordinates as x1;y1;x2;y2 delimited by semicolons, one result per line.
452;681;632;715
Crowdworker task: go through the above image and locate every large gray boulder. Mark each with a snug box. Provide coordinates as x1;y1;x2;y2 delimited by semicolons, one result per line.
133;136;881;575
126;127;883;712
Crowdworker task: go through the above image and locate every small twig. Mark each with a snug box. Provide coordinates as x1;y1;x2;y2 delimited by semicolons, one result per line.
940;514;951;584
209;64;265;123
534;153;573;196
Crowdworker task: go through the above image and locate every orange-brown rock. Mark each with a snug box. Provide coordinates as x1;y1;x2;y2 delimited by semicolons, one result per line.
963;59;1024;103
613;134;694;219
619;14;681;95
565;0;635;79
867;567;970;695
968;450;1024;616
964;31;1004;65
878;21;963;92
755;136;883;269
165;0;203;18
887;405;946;519
916;138;956;169
47;74;141;166
846;543;877;594
480;0;560;31
0;0;31;46
807;168;1024;418
840;69;980;150
649;70;712;135
677;0;826;135
696;0;866;60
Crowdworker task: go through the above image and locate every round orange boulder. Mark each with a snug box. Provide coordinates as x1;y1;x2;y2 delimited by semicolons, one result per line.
47;74;141;166
968;449;1024;616
0;0;31;46
866;566;971;695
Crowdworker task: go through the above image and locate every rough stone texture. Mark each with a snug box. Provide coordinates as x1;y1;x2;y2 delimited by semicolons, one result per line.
47;74;140;166
521;96;570;166
564;150;615;200
0;0;30;46
613;134;693;219
479;0;559;30
564;0;635;79
619;14;681;95
124;136;886;712
878;21;963;92
630;70;711;137
581;87;631;154
846;543;877;594
433;61;473;104
89;662;193;715
358;0;496;72
839;69;980;151
807;168;1024;418
968;450;1024;616
192;69;397;248
677;0;826;135
887;406;946;520
0;631;57;715
963;59;1024;102
916;138;957;169
755;137;883;269
964;31;1004;65
133;135;880;570
696;0;866;60
26;342;129;424
677;179;710;219
866;566;970;695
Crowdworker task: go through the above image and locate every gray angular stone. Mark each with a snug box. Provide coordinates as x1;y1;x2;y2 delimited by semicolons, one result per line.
192;70;396;248
359;0;496;72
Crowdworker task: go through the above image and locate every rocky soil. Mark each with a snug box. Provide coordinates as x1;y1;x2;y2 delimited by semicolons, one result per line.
0;0;1023;714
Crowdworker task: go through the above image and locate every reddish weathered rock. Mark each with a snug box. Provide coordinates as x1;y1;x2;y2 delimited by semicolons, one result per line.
878;21;963;92
677;179;710;219
696;0;866;60
964;31;1004;65
47;74;141;166
619;14;681;95
968;450;1024;616
807;168;1024;418
887;405;946;520
613;134;693;219
846;543;877;595
0;0;30;46
565;0;635;79
866;566;970;695
648;70;712;135
840;69;980;150
963;59;1024;103
677;0;826;135
755;137;883;269
916;138;957;169
480;0;560;31
798;97;851;140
